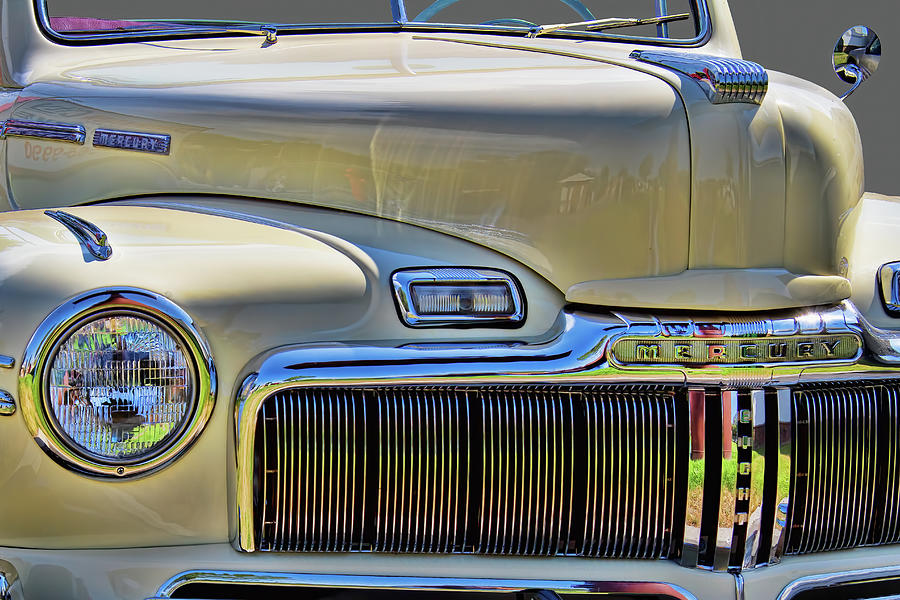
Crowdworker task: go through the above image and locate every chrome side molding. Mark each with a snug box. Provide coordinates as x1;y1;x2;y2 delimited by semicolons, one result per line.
1;119;86;144
630;50;769;105
44;210;112;261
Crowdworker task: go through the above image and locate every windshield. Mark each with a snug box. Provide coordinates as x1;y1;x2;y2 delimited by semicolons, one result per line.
42;0;702;42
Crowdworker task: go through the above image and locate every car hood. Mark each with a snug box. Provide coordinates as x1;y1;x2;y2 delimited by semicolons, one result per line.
5;33;691;293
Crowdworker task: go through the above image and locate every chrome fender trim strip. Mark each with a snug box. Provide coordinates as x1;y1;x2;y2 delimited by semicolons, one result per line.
1;119;86;144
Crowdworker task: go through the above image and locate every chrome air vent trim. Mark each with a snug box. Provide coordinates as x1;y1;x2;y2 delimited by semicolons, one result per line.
1;119;86;144
630;50;769;105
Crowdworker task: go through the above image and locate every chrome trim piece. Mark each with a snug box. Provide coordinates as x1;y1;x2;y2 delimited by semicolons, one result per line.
834;25;881;100
681;387;705;568
44;210;113;261
0;356;14;369
787;382;882;554
880;262;900;315
391;267;525;327
92;129;171;155
608;304;863;370
0;390;15;416
35;0;712;48
733;572;745;600
0;119;85;144
777;565;900;600
151;571;699;600
742;390;765;569
234;302;900;562
254;385;678;557
630;50;769;105
768;388;791;565
714;390;739;571
610;334;860;366
18;288;216;478
654;0;670;38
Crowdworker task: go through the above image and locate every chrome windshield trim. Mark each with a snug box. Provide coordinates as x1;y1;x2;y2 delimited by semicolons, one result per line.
35;0;711;48
777;565;900;599
152;571;699;600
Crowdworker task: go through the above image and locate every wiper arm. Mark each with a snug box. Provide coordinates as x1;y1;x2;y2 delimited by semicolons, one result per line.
161;21;279;46
527;13;689;38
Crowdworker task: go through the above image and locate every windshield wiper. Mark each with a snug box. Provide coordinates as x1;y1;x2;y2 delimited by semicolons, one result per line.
157;21;279;46
527;13;689;38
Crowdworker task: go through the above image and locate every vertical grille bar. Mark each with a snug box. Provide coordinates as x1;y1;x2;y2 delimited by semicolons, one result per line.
681;388;706;567
767;387;792;565
254;385;681;558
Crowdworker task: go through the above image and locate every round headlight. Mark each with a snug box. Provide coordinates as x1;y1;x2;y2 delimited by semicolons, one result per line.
47;314;194;462
20;289;216;478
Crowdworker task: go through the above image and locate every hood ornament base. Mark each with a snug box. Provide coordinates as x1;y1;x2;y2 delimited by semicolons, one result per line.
630;50;769;105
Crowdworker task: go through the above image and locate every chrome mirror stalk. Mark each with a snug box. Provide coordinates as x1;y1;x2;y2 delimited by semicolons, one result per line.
834;25;881;100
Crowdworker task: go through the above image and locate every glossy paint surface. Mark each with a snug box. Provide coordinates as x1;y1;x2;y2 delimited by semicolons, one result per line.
0;1;892;597
0;0;866;309
0;201;564;547
837;193;900;328
6;36;693;291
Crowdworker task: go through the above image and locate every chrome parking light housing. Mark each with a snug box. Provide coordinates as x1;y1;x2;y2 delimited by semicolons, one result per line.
879;262;900;315
391;267;525;327
18;288;216;478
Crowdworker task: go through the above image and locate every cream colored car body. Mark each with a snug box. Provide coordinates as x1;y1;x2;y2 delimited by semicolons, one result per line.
0;0;896;599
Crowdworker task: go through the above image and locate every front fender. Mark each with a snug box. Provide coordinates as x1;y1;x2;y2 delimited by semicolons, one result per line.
837;193;900;329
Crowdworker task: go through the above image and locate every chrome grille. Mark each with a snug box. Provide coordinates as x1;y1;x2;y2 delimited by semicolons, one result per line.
787;382;900;554
253;386;683;557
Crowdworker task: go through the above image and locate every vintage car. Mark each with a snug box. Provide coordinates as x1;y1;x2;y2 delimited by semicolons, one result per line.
0;0;895;598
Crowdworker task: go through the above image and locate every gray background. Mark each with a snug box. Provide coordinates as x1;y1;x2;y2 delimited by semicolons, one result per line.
729;2;898;195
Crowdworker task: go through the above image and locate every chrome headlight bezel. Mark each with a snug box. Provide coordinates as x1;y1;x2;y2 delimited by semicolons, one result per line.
19;288;216;478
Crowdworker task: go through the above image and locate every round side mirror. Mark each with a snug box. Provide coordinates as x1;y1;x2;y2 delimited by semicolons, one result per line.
834;25;881;99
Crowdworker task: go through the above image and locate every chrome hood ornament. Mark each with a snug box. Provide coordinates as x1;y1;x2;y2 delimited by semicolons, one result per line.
630;50;769;105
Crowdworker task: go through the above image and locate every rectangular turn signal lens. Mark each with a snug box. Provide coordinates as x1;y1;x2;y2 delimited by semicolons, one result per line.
392;268;525;327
